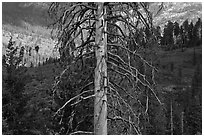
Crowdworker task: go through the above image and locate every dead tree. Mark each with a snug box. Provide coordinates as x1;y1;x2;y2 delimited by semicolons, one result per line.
49;2;162;135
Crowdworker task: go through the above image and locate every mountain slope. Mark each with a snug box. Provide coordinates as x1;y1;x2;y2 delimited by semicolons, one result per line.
2;2;50;27
3;2;202;28
151;2;202;27
2;2;202;67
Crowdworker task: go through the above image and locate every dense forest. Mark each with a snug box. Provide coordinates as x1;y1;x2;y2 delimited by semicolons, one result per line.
2;2;202;135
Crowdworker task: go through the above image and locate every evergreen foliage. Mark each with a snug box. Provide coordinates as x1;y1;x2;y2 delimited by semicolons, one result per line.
2;37;30;134
160;18;202;50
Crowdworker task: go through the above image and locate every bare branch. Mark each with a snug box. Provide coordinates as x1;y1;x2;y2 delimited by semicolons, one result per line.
107;60;137;80
107;116;141;135
109;86;139;121
107;22;127;38
107;43;158;71
54;89;94;116
108;58;162;105
71;94;95;106
137;78;163;105
109;81;136;103
145;91;149;113
108;52;128;67
69;131;93;135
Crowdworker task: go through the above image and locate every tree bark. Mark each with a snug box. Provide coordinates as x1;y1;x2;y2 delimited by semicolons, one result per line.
170;99;173;135
94;2;108;135
181;111;184;135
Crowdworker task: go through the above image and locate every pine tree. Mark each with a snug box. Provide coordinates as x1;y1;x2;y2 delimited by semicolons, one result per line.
193;18;202;46
153;26;162;44
2;37;29;134
162;21;174;50
173;21;180;46
182;19;189;47
179;26;185;52
188;22;194;47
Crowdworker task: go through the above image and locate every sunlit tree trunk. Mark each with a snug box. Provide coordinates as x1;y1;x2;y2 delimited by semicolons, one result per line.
181;111;184;135
94;2;108;135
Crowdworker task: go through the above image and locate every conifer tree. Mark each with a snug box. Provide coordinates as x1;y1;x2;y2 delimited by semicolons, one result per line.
173;21;180;46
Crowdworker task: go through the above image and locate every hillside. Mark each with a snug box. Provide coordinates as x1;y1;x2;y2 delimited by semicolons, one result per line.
151;2;202;27
3;2;202;28
2;2;50;27
2;2;202;64
2;25;59;67
2;2;58;66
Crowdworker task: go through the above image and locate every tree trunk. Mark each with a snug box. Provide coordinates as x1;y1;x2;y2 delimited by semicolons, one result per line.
170;99;173;135
181;111;184;135
193;47;196;65
94;2;108;135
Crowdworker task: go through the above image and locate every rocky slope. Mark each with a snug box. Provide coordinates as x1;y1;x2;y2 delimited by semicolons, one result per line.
2;25;58;67
151;2;202;27
2;2;58;67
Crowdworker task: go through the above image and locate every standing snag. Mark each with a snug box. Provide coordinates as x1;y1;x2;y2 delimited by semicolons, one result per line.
94;3;108;135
